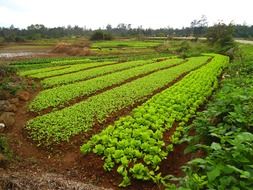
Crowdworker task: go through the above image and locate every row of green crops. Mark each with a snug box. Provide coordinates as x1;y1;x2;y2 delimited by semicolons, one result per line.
91;40;162;48
172;45;253;190
13;52;173;71
50;59;92;65
29;58;185;112
19;65;71;77
18;54;174;78
80;54;229;187
40;59;159;88
11;58;93;71
26;56;210;145
11;53;147;67
22;61;116;78
12;57;91;65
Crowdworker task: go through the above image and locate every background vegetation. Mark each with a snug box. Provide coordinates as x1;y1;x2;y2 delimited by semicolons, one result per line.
0;23;253;43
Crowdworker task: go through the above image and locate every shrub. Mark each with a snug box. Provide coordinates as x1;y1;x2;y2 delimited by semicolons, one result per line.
90;30;113;41
0;135;12;160
206;23;236;54
0;64;17;79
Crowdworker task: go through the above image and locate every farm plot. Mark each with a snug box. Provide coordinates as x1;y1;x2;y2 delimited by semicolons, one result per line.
19;65;71;77
40;59;159;88
19;61;115;78
29;58;184;112
91;40;162;49
12;52;172;71
80;54;229;187
13;58;93;71
26;56;210;144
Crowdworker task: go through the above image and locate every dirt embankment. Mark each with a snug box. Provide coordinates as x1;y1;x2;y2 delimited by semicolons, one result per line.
51;41;92;56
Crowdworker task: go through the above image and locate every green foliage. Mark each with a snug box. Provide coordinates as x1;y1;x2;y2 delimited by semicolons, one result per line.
207;23;236;53
40;59;154;88
162;40;212;58
0;135;13;160
130;163;151;180
177;41;191;58
91;40;161;48
1;24;253;42
175;45;253;190
21;61;115;79
0;64;17;79
26;56;210;144
90;30;113;41
0;79;22;95
80;54;228;186
29;58;182;112
190;15;208;39
13;51;172;71
0;65;21;95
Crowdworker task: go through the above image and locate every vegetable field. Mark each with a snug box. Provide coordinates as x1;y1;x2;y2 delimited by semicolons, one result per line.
10;51;230;188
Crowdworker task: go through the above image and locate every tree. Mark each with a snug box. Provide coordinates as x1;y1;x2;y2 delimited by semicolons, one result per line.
90;30;112;41
207;23;236;56
207;23;234;47
190;15;208;39
106;24;112;31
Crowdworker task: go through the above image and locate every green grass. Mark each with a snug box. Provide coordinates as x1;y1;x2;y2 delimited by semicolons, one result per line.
0;135;13;160
91;40;163;48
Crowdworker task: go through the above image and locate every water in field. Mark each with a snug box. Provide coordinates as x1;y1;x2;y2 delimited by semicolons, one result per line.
0;52;45;58
235;39;253;44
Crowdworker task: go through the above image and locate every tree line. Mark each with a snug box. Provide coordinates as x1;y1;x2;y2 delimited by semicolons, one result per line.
0;23;253;42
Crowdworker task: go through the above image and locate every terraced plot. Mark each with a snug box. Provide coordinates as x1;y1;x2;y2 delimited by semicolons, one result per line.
12;51;231;188
29;58;184;112
26;56;210;144
41;59;158;88
19;65;71;77
16;58;92;73
80;54;229;186
26;61;116;78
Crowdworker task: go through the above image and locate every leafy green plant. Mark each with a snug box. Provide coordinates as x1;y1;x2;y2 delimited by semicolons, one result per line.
173;45;253;190
80;54;228;186
27;56;210;144
21;61;115;78
29;58;183;112
40;59;155;88
0;135;13;160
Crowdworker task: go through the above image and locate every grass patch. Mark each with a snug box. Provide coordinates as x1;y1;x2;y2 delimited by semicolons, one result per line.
0;135;12;160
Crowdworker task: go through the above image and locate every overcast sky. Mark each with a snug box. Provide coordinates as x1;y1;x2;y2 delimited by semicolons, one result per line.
0;0;252;29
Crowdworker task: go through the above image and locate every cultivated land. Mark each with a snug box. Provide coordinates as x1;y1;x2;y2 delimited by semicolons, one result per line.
0;39;252;189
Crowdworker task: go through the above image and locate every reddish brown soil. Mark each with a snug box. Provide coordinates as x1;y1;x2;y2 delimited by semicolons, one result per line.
0;58;212;189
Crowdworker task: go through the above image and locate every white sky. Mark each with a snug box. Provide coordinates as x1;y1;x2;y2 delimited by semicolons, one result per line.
0;0;252;29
